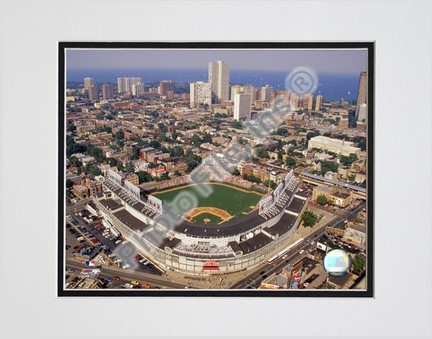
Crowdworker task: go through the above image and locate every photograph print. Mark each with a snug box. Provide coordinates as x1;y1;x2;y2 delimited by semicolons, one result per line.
59;42;373;296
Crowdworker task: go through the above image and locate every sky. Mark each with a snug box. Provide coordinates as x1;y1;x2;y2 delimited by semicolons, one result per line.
66;49;367;74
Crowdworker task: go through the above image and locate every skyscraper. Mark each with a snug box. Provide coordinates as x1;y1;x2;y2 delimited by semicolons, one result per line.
83;77;97;100
208;61;229;102
307;94;313;110
261;85;273;102
88;85;98;101
355;72;367;122
190;81;212;108
233;93;252;121
132;82;144;96
242;85;256;106
357;103;367;123
290;93;299;110
83;77;94;90
117;77;143;93
230;85;243;101
315;95;323;111
102;84;114;100
159;80;176;96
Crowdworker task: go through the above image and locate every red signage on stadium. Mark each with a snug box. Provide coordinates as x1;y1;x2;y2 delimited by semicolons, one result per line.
202;261;219;271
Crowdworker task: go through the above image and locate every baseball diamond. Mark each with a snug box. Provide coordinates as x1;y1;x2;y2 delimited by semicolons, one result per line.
184;207;233;224
152;182;262;224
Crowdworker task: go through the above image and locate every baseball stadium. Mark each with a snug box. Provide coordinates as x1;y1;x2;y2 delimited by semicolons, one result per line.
93;158;308;276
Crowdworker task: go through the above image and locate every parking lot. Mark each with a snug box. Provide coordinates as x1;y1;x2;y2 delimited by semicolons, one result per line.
65;203;163;289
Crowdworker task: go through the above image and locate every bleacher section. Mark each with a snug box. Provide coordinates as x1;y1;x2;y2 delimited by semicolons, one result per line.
259;170;299;220
103;171;162;218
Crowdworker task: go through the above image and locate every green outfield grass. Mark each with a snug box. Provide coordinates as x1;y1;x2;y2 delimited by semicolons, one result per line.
153;183;262;222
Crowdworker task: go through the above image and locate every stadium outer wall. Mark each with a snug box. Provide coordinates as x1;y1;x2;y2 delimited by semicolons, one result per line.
95;176;308;276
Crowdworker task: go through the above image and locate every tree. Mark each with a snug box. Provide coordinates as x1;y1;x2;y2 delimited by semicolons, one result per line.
274;127;289;136
117;162;125;172
285;156;296;167
169;146;183;157
230;120;243;129
149;140;161;149
138;171;152;184
66;124;76;133
160;172;169;181
69;156;82;168
85;163;101;176
321;161;338;175
301;210;318;227
107;158;118;167
255;148;269;159
230;168;240;176
340;153;358;167
115;130;125;140
242;174;261;184
171;130;179;141
263;180;277;189
66;179;74;189
158;123;168;133
186;159;199;173
124;161;135;174
352;253;366;274
306;130;320;141
316;195;328;206
129;146;140;160
66;136;87;157
190;134;202;146
202;133;212;143
90;146;104;162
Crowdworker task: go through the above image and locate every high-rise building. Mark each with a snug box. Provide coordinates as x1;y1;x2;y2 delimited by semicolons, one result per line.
307;94;313;110
298;95;311;109
261;85;273;102
101;84;114;100
233;93;252;121
242;85;256;106
83;77;94;90
117;77;143;93
230;85;243;101
355;72;367;122
208;61;230;102
159;80;176;96
132;82;144;96
231;85;255;107
290;93;299;110
84;77;97;100
190;81;212;108
315;95;323;111
357;103;367;123
88;85;98;101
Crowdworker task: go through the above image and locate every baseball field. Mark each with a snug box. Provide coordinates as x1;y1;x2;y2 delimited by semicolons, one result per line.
152;182;262;224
